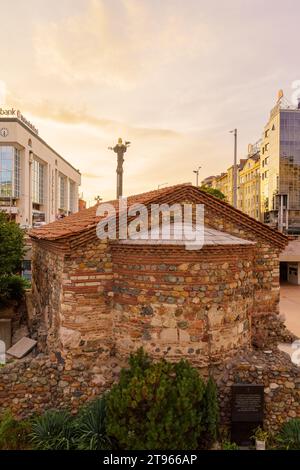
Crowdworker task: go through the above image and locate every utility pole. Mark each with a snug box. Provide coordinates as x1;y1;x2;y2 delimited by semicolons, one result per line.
230;129;238;208
193;166;202;186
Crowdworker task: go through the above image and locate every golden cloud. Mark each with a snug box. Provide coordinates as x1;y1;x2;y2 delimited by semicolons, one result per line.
33;0;212;88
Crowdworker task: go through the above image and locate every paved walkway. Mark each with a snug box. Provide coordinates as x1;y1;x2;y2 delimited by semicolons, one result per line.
280;283;300;337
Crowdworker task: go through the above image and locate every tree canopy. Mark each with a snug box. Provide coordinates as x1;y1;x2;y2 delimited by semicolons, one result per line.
0;212;25;276
200;185;226;201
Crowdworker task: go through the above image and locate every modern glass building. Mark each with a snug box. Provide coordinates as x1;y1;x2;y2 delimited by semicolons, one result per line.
0;146;20;199
0;111;81;226
261;94;300;232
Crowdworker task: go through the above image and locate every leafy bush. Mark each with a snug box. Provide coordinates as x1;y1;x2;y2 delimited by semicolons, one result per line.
0;410;31;450
73;398;111;450
31;410;74;450
276;418;300;450
0;274;30;304
106;348;219;450
200;185;226;201
221;440;239;450
0;212;27;305
0;212;25;276
203;377;219;442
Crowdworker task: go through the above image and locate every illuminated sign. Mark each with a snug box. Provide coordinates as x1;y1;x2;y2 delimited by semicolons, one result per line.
0;108;39;135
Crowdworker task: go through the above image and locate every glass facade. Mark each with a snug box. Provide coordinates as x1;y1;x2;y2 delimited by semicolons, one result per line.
279;110;300;214
0;146;21;197
261;105;300;229
32;159;44;204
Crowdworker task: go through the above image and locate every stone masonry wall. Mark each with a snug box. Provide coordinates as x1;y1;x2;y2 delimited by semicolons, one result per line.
60;239;113;360
202;208;281;318
1;348;299;435
214;348;300;433
31;239;113;361
31;244;64;352
112;244;254;366
0;354;123;419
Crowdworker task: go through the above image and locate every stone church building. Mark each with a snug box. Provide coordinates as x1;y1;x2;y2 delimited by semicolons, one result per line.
30;184;287;368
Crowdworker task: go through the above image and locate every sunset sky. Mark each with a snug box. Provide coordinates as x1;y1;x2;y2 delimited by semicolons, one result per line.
1;0;300;204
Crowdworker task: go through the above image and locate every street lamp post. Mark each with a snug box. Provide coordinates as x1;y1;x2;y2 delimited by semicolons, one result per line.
230;129;238;208
193;166;202;187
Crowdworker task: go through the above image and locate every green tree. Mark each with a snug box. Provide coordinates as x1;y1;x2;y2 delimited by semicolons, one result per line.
0;212;25;275
0;212;27;304
106;348;219;450
200;185;226;201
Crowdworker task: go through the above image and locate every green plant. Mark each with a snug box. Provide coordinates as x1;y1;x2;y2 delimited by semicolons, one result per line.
251;426;269;442
221;440;239;450
203;377;219;442
200;186;226;201
73;398;111;450
30;409;74;450
276;419;300;450
0;212;27;305
0;212;25;276
0;274;30;303
0;410;31;450
106;348;218;450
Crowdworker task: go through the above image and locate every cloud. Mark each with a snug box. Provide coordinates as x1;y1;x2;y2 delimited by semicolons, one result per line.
0;80;7;105
33;0;212;88
82;172;103;178
9;95;181;141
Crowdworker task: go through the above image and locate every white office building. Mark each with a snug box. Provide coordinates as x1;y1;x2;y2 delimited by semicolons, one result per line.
0;108;81;226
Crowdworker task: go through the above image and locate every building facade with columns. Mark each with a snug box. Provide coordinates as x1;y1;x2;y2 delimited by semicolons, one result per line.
0;112;81;226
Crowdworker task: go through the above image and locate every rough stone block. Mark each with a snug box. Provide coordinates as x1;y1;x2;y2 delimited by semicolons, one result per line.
160;328;178;343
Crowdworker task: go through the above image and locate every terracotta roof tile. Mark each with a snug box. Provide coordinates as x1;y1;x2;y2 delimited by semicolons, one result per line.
29;183;288;249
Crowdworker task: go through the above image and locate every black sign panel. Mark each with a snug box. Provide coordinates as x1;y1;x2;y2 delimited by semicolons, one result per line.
231;384;264;446
231;384;264;422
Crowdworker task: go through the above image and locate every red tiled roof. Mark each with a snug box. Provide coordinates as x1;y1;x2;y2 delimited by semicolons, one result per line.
29;184;190;241
29;183;288;248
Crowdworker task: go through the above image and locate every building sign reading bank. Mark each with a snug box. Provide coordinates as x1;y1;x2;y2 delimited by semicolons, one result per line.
0;108;39;135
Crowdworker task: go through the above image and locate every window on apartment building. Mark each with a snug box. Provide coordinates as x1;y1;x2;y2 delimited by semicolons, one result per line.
32;159;44;204
265;143;269;151
0;146;21;198
59;175;66;209
265;130;269;138
69;181;76;213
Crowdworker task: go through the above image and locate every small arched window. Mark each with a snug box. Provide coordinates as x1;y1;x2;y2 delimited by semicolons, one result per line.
28;138;32;147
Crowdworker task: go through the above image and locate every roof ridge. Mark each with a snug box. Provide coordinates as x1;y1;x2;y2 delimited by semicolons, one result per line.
29;183;287;249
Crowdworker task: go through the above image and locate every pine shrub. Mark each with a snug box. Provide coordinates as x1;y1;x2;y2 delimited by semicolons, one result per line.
106;348;219;450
